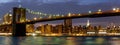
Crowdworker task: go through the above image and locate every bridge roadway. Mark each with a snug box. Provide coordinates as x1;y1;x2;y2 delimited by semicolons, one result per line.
0;10;120;27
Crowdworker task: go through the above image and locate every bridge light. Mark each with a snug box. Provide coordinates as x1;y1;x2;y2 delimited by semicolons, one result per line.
97;9;102;14
78;14;81;16
48;16;52;18
112;8;119;12
116;8;119;10
2;22;5;25
61;15;64;17
27;20;30;22
88;11;92;13
98;9;102;12
73;14;75;15
39;17;42;19
9;14;12;16
39;12;42;15
57;14;60;16
113;8;116;11
33;17;37;20
32;33;37;36
116;8;119;12
26;19;28;20
53;15;55;17
68;13;71;16
44;14;47;16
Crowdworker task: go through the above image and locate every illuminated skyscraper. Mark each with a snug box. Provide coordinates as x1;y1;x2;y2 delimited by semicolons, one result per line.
86;19;90;27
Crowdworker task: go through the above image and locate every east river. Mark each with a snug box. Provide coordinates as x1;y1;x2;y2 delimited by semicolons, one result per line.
0;36;120;45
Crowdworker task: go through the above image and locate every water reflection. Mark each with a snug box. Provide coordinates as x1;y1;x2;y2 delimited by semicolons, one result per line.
9;37;25;45
0;36;120;45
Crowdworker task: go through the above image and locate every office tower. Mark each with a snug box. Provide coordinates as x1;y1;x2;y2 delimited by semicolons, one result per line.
72;26;79;33
45;24;52;34
64;19;72;33
55;24;64;34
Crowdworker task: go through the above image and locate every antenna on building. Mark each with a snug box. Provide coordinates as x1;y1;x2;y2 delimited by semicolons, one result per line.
86;19;90;27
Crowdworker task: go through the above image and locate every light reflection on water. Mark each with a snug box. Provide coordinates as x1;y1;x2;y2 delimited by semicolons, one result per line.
0;36;120;45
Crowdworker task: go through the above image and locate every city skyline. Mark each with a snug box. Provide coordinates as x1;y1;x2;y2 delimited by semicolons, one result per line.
0;0;120;26
0;1;120;45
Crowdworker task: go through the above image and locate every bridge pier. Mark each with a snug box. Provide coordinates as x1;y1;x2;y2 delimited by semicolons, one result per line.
12;23;26;36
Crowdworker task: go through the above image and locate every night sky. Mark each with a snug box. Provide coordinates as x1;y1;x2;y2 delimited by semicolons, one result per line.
0;0;120;27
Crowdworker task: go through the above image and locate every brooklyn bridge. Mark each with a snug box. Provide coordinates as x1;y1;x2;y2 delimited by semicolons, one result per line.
0;7;120;36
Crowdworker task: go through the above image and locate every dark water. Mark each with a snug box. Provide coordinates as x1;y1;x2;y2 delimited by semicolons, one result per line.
0;36;120;45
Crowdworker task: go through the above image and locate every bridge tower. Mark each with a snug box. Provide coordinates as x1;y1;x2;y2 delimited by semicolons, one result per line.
12;7;26;36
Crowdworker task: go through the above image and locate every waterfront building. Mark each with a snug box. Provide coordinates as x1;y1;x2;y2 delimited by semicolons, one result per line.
44;24;53;34
3;13;12;24
26;24;34;33
72;26;79;33
41;25;45;34
78;25;85;34
55;24;64;34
